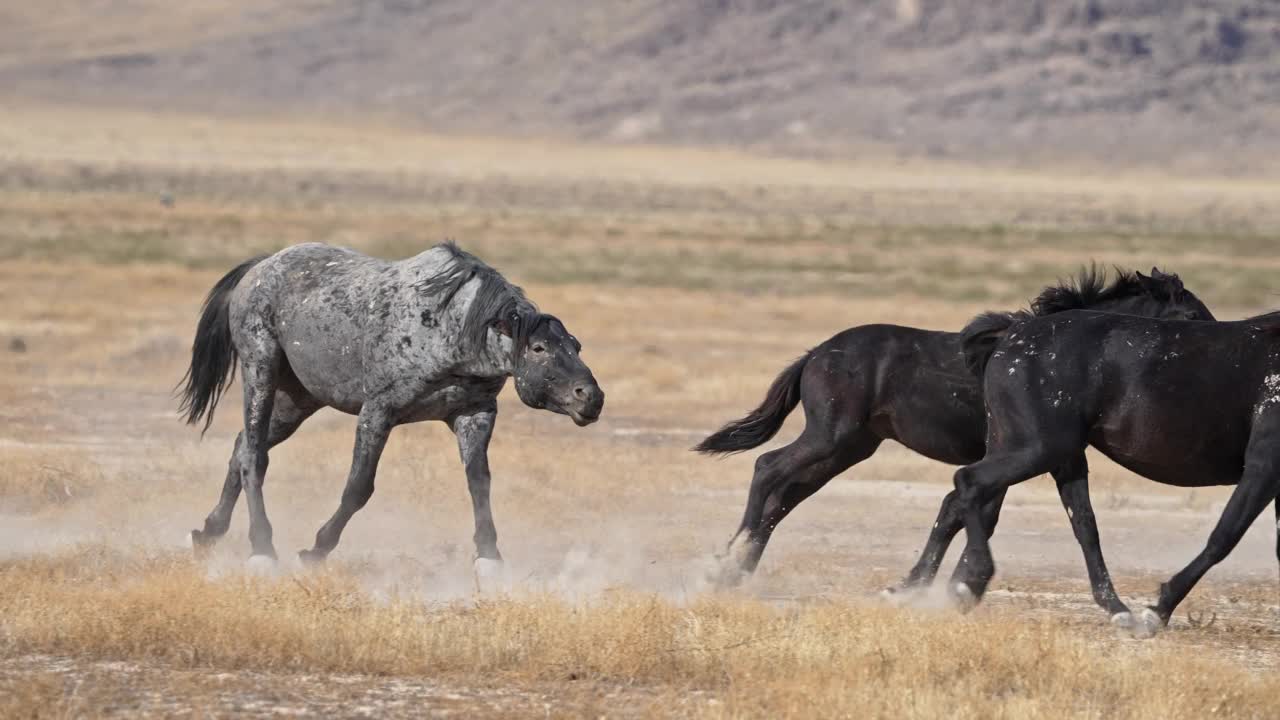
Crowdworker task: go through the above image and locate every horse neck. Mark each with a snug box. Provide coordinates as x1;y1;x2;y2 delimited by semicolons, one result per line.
435;281;516;379
1087;296;1158;319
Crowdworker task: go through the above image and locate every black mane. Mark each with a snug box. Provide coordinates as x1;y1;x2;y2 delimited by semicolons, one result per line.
1030;264;1146;316
958;265;1172;377
415;241;546;354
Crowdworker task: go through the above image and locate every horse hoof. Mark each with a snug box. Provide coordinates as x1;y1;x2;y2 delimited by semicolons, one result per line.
879;587;910;607
1130;607;1165;639
245;555;277;577
1109;611;1135;630
707;563;747;590
190;530;214;556
473;557;508;594
297;549;326;567
950;582;978;613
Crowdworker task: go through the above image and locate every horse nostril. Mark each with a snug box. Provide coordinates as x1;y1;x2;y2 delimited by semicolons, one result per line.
574;386;587;400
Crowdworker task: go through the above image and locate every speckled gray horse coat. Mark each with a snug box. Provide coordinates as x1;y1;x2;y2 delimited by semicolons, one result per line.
178;242;604;569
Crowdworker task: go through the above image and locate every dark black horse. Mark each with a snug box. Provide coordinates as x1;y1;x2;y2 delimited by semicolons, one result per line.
695;268;1215;597
943;307;1280;637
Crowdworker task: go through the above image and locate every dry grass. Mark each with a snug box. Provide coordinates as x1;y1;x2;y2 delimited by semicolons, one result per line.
0;546;1277;719
0;447;99;514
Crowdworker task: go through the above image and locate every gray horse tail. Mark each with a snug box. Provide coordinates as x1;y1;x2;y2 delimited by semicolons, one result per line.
693;352;809;456
960;310;1028;378
178;255;266;434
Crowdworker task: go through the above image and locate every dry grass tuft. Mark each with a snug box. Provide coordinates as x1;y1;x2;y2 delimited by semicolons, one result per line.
0;547;1277;718
0;447;99;513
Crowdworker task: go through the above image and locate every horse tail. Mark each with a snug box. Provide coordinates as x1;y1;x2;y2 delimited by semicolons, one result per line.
960;311;1027;378
694;351;810;456
177;255;266;434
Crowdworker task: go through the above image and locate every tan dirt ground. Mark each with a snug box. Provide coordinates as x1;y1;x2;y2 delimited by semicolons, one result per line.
3;106;1280;718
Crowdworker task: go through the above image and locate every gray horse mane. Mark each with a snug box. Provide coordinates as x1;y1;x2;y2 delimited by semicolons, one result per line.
415;241;544;353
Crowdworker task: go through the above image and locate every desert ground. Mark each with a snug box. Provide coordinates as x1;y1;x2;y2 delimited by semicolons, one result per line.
4;102;1280;718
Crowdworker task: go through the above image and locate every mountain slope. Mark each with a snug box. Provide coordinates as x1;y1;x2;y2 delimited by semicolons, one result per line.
2;0;1278;173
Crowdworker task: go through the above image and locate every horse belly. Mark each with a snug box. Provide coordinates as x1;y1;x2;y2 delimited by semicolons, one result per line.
278;325;368;414
880;403;986;465
1091;418;1243;487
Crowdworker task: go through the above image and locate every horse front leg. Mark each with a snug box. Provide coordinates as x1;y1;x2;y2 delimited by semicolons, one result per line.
298;406;393;564
891;488;1006;595
451;405;503;592
1050;454;1132;624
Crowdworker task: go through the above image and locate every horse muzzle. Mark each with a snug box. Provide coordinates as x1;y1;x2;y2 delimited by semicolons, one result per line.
565;383;604;426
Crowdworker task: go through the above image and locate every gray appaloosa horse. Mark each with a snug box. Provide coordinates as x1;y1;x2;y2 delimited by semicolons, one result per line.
178;241;604;579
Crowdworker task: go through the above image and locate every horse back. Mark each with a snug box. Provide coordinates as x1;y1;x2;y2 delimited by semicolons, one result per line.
992;312;1275;486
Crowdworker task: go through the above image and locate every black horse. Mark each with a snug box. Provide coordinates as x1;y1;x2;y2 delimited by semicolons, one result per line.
695;267;1215;598
943;307;1280;637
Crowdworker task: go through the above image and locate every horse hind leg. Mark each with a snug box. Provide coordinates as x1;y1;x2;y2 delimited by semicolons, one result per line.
1136;455;1280;638
1266;495;1280;639
235;353;287;563
715;425;878;587
190;385;320;556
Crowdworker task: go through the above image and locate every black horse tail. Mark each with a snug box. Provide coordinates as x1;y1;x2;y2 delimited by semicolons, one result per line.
177;255;266;434
694;352;810;456
960;310;1029;378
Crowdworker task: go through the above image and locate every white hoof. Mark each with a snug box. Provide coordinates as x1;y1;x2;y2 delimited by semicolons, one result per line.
706;561;747;590
879;587;913;607
1109;611;1134;630
1131;607;1165;639
951;582;977;612
473;557;508;594
245;555;277;577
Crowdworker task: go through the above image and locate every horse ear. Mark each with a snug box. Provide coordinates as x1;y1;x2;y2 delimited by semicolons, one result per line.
1166;273;1184;293
1136;270;1172;300
1150;267;1184;293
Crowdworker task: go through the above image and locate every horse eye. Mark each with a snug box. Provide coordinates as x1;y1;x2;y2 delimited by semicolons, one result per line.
532;344;546;354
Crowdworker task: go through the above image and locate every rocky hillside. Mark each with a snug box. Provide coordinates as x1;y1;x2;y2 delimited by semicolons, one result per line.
2;0;1278;173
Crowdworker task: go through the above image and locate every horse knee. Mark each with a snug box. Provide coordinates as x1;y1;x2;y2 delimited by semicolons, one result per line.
952;466;982;505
